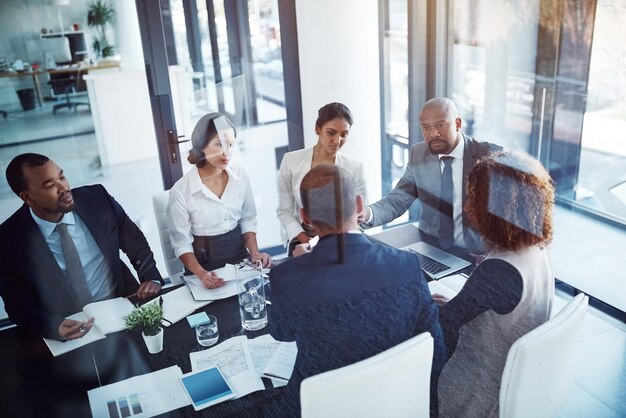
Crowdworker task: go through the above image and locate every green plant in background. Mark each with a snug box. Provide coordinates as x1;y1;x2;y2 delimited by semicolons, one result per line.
124;303;163;336
87;0;116;58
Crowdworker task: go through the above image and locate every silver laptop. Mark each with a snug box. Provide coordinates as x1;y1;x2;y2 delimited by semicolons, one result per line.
401;241;471;280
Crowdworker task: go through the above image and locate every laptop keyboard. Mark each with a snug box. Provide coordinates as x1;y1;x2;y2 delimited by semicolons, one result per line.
410;250;450;275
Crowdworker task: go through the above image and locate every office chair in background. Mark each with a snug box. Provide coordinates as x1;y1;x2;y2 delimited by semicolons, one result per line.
49;68;90;114
43;36;89;114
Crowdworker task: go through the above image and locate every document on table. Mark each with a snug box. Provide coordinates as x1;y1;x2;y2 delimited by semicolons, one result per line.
248;334;287;388
261;340;297;383
143;285;212;327
43;297;134;356
427;281;458;300
189;335;265;398
438;273;468;293
248;335;298;388
87;365;190;418
183;263;270;301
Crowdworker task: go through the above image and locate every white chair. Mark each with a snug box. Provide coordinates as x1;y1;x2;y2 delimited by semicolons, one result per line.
152;190;184;277
499;293;589;418
300;332;434;418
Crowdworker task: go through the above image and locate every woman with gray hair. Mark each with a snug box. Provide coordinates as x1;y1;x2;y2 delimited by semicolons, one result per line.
166;113;272;289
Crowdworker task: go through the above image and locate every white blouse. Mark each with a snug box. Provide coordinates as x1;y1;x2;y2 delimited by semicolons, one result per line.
276;147;368;242
167;165;257;258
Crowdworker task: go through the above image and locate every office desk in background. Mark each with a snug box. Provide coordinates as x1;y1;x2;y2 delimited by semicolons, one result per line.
0;61;121;109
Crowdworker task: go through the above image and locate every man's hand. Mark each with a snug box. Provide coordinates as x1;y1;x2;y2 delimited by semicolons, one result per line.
357;206;370;224
432;293;449;307
251;252;273;268
58;317;95;340
293;243;312;257
135;281;162;300
199;270;225;289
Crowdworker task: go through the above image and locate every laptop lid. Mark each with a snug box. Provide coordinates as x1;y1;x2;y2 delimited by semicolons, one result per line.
401;241;471;280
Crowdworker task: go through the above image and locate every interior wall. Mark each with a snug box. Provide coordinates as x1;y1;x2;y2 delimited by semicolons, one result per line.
295;0;382;202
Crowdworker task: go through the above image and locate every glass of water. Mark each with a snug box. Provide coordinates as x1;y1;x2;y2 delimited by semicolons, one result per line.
195;315;219;347
236;260;268;331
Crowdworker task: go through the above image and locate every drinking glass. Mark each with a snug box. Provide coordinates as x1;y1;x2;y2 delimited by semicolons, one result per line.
195;315;219;347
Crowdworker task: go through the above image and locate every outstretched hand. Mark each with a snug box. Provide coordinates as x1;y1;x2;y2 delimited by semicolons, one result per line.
58;317;95;340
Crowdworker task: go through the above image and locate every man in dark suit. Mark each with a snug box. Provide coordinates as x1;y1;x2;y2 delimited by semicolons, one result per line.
0;153;163;341
269;164;445;414
359;97;501;254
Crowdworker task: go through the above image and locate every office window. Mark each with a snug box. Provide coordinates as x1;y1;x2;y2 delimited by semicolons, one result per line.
380;0;410;225
379;0;626;312
577;0;626;224
450;0;540;151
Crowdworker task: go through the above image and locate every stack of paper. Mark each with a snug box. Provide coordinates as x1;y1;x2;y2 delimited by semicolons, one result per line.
87;366;190;418
143;285;212;327
189;335;298;397
183;263;270;301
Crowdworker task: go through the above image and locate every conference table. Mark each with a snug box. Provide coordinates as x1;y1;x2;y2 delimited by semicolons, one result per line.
0;284;300;418
0;224;462;418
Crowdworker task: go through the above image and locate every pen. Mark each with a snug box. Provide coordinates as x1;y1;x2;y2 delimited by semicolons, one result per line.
158;296;174;325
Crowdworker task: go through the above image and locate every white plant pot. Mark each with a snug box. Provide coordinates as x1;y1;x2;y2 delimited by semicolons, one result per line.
142;328;163;354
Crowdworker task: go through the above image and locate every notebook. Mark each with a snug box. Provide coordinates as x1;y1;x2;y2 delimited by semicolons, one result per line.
402;241;471;279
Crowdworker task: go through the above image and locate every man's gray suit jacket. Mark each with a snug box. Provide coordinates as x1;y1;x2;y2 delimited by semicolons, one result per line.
369;135;501;253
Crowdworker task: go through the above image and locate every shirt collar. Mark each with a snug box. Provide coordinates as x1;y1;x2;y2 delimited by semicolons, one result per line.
190;165;240;195
439;133;465;160
30;208;76;239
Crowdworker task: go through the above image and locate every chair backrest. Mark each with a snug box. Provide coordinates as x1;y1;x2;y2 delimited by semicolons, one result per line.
152;190;184;278
499;293;589;418
301;332;434;418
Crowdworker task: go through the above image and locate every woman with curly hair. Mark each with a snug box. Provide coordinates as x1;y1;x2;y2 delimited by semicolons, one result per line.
435;150;555;418
166;113;272;289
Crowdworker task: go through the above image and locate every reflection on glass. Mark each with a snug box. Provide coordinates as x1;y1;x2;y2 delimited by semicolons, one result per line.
451;0;539;151
578;0;626;223
382;0;408;195
0;35;103;197
248;0;286;123
212;0;236;116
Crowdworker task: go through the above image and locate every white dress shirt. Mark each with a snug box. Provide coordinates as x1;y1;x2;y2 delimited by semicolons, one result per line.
30;209;116;301
438;138;465;247
167;164;257;258
276;147;369;242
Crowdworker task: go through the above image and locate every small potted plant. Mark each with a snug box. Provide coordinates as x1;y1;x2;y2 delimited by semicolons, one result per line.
124;303;164;354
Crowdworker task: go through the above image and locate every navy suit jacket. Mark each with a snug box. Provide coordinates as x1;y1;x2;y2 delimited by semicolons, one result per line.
269;233;445;413
0;185;162;339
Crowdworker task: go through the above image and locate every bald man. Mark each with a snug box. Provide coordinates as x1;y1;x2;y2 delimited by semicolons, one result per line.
360;97;501;253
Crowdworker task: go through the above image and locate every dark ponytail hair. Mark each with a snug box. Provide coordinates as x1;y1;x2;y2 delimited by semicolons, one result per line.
187;112;237;168
315;102;353;130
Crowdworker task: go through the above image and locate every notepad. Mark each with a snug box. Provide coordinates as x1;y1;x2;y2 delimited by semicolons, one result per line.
43;297;134;356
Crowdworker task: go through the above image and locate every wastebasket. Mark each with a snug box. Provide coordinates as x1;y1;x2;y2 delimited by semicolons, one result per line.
16;88;35;111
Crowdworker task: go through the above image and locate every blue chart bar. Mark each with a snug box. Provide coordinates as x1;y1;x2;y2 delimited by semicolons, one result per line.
118;397;131;418
107;400;120;418
129;393;143;414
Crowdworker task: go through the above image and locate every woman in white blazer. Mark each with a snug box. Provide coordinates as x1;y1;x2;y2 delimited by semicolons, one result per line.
277;102;368;255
